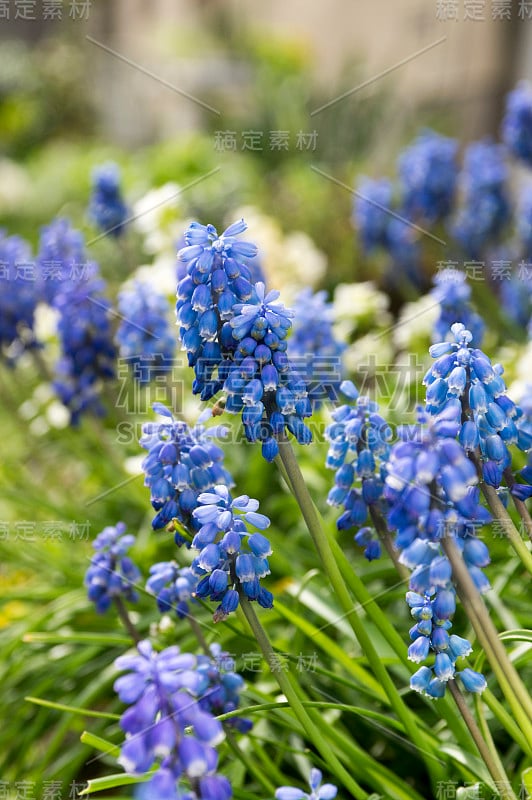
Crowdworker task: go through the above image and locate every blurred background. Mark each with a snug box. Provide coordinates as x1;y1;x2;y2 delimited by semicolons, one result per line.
1;1;532;796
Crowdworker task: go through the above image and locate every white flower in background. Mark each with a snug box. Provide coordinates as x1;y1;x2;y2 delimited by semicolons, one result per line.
392;293;439;353
343;332;393;377
133;183;184;255
0;159;30;212
229;206;326;299
34;303;59;343
333;282;391;341
134;253;178;297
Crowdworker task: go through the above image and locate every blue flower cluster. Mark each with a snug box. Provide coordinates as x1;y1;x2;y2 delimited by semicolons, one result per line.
430;268;485;347
53;263;116;425
88;162;128;238
451;140;510;259
384;406;490;697
0;231;39;363
325;381;392;560
37;217;86;303
275;768;337;800
425;323;530;488
114;640;231;800
177;221;313;461
85;523;140;614
352;177;393;253
289;289;345;407
176;220;258;400
195;643;252;734
397;129;458;223
147;562;198;619
140;403;234;535
502;81;532;167
116;280;175;384
190;484;274;621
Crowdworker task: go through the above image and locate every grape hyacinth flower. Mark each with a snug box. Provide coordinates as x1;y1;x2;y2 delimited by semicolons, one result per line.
275;768;338;800
385;405;490;697
398;129;458;223
52;263;116;425
450;140;510;259
140;403;234;535
191;484;274;621
36;217;87;304
114;640;231;800
425;322;530;488
85;523;140;614
325;380;392;560
289;289;345;407
517;183;532;254
116;280;176;384
176;220;259;401
147;562;199;619
430;268;484;347
88;162;129;238
224;281;313;461
195;644;252;734
502;81;532;167
0;231;39;363
177;221;313;461
352;177;393;253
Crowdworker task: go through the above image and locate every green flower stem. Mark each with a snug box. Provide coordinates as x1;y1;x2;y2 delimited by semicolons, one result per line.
274;445;472;752
448;680;516;800
187;615;211;657
474;692;522;798
225;728;277;796
237;598;368;800
469;451;532;575
503;466;532;544
275;439;445;785
369;505;410;581
482;689;532;759
441;534;532;743
113;597;141;645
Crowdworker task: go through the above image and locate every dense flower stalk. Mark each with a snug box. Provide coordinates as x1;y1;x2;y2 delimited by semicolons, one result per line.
116;280;176;384
289;288;345;407
88;162;128;238
85;523;140;613
140;403;234;534
502;81;532;167
114;640;231;800
385;405;490;697
176;221;313;461
325;380;391;560
52;262;116;424
190;484;274;620
450;140;510;258
397;129;458;223
0;231;39;362
430;268;484;347
37;217;87;304
424;323;530;488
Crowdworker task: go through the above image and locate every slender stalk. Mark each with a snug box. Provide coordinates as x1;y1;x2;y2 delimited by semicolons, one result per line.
503;466;532;544
441;534;532;742
187;615;211;657
469;451;532;575
238;599;368;800
225;728;277;796
114;596;141;645
369;505;409;581
448;681;516;800
275;439;445;785
474;693;522;798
